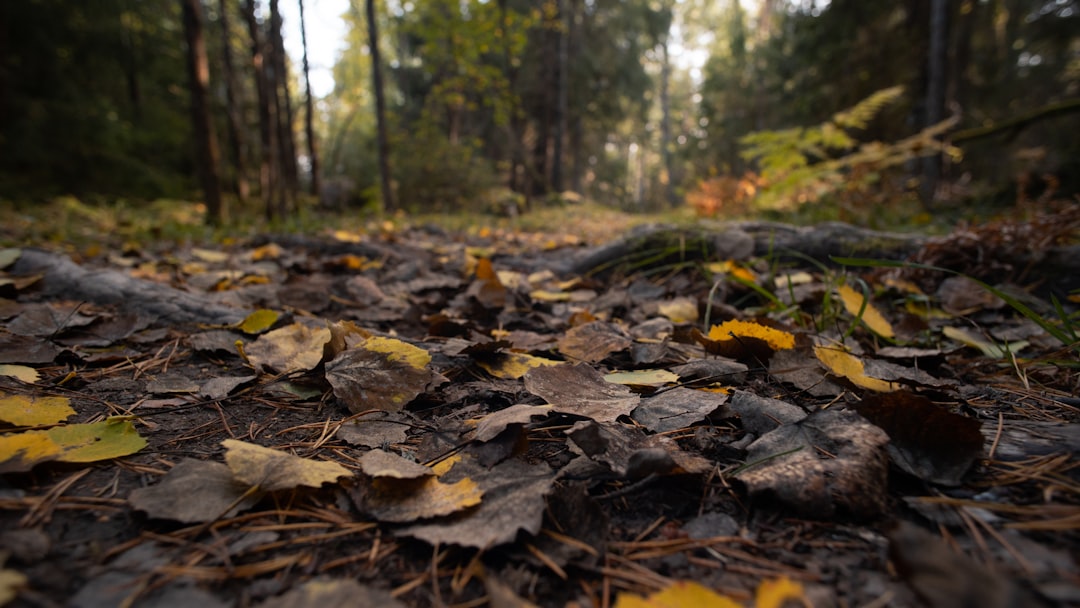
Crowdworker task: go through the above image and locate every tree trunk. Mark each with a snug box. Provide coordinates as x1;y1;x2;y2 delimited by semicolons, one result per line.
920;0;948;204
269;0;298;201
218;0;250;201
365;0;396;212
567;0;583;194
659;39;674;208
181;0;224;224
243;0;280;219
298;0;320;197
551;0;568;193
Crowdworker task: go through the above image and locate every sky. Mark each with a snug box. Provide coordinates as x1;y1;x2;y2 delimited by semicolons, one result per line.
278;0;351;98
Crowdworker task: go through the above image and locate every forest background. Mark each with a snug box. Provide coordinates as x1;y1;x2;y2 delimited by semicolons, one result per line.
0;0;1077;229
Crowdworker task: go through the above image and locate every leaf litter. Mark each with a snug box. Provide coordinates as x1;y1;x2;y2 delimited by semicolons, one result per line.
0;216;1078;607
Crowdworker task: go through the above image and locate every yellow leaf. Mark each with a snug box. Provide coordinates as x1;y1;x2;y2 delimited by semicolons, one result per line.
614;581;741;608
529;289;572;302
364;475;484;522
191;248;229;263
236;309;279;334
0;568;28;605
362;336;431;369
0;431;62;473
708;320;796;351
836;284;895;338
657;298;698;324
943;326;1027;358
477;353;562;380
706;259;758;283
813;345;899;392
604;369;680;387
755;577;808;608
330;229;363;243
0;394;75;426
250;243;283;260
223;439;352;492
0;248;21;269
0;365;39;383
244;323;332;373
47;418;147;463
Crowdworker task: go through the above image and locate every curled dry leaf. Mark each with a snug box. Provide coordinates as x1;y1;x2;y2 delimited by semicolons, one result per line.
325;337;443;413
524;364;639;423
222;439;351;492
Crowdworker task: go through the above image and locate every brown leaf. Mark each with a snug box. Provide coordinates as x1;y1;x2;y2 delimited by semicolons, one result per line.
855;391;982;485
557;321;632;363
524;364;639;423
128;458;262;523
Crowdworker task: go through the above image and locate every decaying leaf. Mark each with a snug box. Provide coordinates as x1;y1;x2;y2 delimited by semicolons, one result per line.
631;387;730;433
735;409;889;519
400;456;554;549
0;393;75;426
656;297;699;324
358;449;433;479
354;471;483;523
470;404;552;442
0;568;28;606
325;337;443;413
692;320;795;361
336;412;410;448
558;321;633;363
244;322;331;373
836;284;895;338
566;420;712;478
524;364;640;423
128;458;262;523
256;578;406;608
856;391;983;486
222;439;351;492
604;369;680;388
0;365;39;383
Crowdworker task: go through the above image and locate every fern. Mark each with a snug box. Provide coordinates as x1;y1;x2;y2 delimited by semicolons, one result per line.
738;86;958;210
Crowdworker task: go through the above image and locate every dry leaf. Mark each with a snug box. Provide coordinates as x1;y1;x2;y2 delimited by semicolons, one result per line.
614;580;741;608
222;439;351;492
128;458;262;523
836;284;895;338
524;364;640;423
244;322;331;373
813;345;900;392
0;393;75;426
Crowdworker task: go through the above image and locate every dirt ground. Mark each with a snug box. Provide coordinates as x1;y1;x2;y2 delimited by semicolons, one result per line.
1;216;1078;607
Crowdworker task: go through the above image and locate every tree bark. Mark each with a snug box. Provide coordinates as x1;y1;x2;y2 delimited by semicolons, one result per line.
298;0;320;197
269;0;299;201
243;0;280;219
659;39;674;208
218;0;250;201
551;0;568;193
920;0;948;204
365;0;396;212
181;0;224;225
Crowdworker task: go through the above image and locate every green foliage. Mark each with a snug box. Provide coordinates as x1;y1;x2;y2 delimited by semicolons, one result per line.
739;87;958;211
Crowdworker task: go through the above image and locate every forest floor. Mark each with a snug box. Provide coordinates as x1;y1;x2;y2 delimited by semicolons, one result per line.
1;201;1079;608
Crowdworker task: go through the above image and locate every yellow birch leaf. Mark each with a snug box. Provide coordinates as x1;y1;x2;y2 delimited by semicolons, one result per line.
657;298;698;324
477;353;562;380
0;431;62;473
223;439;352;492
814;345;900;392
755;577;809;608
0;568;28;605
362;336;431;369
47;418;147;463
0;365;39;383
836;284;895;338
708;320;796;351
236;309;279;334
614;580;741;608
0;394;75;426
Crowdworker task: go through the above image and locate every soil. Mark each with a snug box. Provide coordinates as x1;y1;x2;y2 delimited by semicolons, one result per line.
1;216;1078;608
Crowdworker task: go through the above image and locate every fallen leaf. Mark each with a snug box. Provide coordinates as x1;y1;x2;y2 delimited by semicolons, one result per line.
943;325;1028;358
222;439;351;492
354;473;483;523
0;393;75;426
657;297;698;324
754;577;809;608
244;322;331;374
0;365;39;383
524;364;640;423
692;320;795;361
471;404;552;442
256;578;406;608
836;284;895;338
0;248;21;269
128;458;262;523
813;345;900;392
604;369;680;388
401;456;553;549
358;449;433;479
631;388;730;433
0;418;147;473
325;339;442;413
0;568;28;606
236;309;279;334
855;391;983;485
566;420;712;478
614;580;741;608
336;412;410;448
476;353;562;380
558;321;633;363
735;409;889;519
